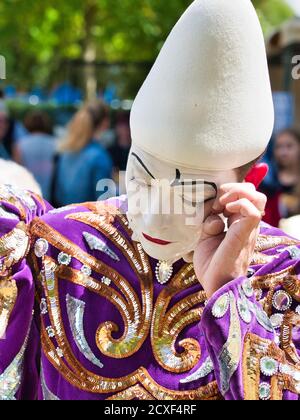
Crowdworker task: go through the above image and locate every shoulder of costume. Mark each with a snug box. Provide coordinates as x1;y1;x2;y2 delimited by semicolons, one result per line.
252;221;300;267
0;185;50;275
29;196;147;274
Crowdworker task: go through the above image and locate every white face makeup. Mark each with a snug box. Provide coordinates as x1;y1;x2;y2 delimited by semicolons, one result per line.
126;145;238;264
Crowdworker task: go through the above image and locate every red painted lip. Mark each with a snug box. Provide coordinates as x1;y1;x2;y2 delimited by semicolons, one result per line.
142;233;172;246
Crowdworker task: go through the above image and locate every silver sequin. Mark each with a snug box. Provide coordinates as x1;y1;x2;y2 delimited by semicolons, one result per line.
212;293;230;319
41;367;60;400
57;252;72;266
0;336;28;400
180;357;214;384
83;232;120;261
66;294;104;368
0;206;19;221
34;239;49;258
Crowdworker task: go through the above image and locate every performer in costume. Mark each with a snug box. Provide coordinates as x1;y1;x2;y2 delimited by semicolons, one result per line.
1;0;300;400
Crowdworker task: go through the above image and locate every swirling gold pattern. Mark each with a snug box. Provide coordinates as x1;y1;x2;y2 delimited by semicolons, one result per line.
255;235;300;252
242;333;300;400
0;279;17;339
0;223;30;275
151;264;204;373
31;202;220;399
280;311;300;366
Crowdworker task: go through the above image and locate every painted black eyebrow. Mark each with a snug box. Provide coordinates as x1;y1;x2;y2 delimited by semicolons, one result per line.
171;169;218;195
131;152;155;180
131;153;218;194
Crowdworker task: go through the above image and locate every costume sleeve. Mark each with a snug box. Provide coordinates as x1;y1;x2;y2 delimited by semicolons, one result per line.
0;185;51;400
200;245;300;400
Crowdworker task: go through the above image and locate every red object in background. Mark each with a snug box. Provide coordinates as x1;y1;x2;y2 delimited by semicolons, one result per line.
245;163;281;227
263;192;281;227
245;163;269;189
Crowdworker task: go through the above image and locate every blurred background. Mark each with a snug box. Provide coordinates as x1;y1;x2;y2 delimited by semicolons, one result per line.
0;0;300;236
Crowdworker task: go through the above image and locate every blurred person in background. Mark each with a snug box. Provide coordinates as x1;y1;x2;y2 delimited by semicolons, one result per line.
15;110;56;201
0;101;13;159
261;128;300;226
52;100;113;207
109;111;132;172
108;111;132;194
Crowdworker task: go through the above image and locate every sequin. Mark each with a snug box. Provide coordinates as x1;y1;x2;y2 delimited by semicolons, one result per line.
101;276;111;286
212;293;230;319
278;246;300;260
155;261;173;285
66;294;104;369
49;206;76;215
248;301;274;333
80;265;92;277
0;223;29;272
272;290;292;312
46;326;55;338
218;292;241;395
34;238;49;258
56;348;64;358
259;382;271;400
180;357;214;384
0;336;28;400
57;252;72;266
270;314;284;329
0;279;18;339
0;206;19;221
41;367;60;400
237;298;252;324
5;185;37;211
150;264;203;373
40;298;48;315
83;231;120;261
242;278;254;298
260;357;278;377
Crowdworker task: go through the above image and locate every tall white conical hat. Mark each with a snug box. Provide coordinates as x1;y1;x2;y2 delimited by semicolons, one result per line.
130;0;274;171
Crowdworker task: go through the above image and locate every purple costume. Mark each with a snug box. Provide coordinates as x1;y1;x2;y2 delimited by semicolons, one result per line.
1;185;300;400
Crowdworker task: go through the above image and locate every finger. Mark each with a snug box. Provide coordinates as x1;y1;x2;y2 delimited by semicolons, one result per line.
201;215;226;239
226;198;262;225
220;182;256;193
220;188;267;212
212;183;257;214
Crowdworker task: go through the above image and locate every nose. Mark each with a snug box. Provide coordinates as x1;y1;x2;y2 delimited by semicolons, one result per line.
142;189;171;231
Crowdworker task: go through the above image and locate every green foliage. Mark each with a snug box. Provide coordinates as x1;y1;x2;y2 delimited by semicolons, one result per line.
0;0;294;92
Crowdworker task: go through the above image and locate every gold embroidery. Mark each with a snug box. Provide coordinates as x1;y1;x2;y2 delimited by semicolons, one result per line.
0;279;18;339
0;187;27;220
66;211;150;276
138;368;221;400
251;252;274;266
252;266;295;290
151;264;203;373
283;274;300;302
218;292;242;395
243;333;300;400
107;385;155;400
33;208;218;399
0;223;30;275
280;311;300;366
255;235;300;252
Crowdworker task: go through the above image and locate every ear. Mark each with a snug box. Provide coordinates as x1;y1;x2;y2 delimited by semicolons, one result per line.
245;163;269;189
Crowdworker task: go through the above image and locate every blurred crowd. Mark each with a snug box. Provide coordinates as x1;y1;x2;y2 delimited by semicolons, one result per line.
0;96;131;205
0;94;299;236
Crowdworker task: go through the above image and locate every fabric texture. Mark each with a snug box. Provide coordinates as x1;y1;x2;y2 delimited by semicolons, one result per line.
0;188;300;400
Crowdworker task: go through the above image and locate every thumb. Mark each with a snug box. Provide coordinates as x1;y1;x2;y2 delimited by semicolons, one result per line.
201;215;225;240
